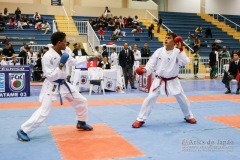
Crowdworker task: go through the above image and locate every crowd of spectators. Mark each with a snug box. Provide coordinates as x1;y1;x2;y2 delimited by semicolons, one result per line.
88;6;157;42
0;7;51;34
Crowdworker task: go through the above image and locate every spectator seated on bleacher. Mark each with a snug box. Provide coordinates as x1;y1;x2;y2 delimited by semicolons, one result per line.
0;54;7;66
25;15;33;26
113;26;125;37
8;16;17;29
2;43;14;62
195;25;202;37
9;56;20;66
2;8;9;20
41;21;51;34
15;7;21;21
19;16;29;29
33;12;42;24
132;16;140;27
113;18;119;27
119;16;125;28
98;27;105;40
127;16;133;27
204;27;212;38
103;18;109;29
97;21;105;30
108;19;115;31
110;33;119;41
131;25;143;33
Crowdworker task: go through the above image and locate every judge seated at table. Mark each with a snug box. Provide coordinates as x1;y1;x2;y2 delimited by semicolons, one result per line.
98;56;110;70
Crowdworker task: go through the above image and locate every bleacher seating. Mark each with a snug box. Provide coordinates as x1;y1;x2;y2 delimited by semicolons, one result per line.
0;14;54;54
72;16;163;54
159;12;239;56
218;14;240;29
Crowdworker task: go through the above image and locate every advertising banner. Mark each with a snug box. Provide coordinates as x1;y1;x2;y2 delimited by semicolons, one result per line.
0;66;30;98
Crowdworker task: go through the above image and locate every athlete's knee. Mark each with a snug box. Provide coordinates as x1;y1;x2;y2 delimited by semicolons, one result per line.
73;97;88;107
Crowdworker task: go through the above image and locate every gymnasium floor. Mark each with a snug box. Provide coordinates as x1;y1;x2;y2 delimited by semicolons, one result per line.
0;79;240;160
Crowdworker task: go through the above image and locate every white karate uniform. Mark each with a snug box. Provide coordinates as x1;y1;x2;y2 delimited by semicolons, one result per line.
110;52;118;69
21;47;89;134
137;47;194;122
27;52;37;65
133;50;141;81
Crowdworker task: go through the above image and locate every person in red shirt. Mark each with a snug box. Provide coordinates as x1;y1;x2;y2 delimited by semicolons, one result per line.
98;27;104;40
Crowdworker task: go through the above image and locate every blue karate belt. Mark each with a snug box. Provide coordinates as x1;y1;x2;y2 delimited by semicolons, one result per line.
53;79;73;105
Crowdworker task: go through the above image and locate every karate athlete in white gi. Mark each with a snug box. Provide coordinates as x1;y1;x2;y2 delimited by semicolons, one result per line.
110;47;118;69
17;32;97;141
132;33;197;128
132;44;141;81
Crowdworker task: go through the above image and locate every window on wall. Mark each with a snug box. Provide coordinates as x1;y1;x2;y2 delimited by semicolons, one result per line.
51;0;63;6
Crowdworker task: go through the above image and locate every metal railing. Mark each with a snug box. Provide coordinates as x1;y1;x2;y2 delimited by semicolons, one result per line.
53;20;58;33
29;45;48;52
75;21;88;34
87;22;100;52
145;10;194;53
202;5;240;31
53;20;97;52
106;46;132;56
213;14;240;31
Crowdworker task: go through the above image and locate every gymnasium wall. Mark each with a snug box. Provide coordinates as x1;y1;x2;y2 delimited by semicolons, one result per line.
166;0;240;15
205;0;240;15
0;0;157;18
167;0;201;13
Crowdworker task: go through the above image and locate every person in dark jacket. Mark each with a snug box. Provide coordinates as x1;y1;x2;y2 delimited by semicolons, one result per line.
97;56;110;70
101;45;108;58
33;54;43;81
72;43;88;58
141;43;151;65
223;52;240;94
18;46;29;65
119;42;136;89
15;7;21;21
156;16;162;33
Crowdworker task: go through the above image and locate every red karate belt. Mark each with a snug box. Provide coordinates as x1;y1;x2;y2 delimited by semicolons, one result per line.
153;75;178;95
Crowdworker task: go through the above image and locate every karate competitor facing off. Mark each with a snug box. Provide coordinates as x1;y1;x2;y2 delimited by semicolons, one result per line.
132;33;197;128
17;32;96;141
